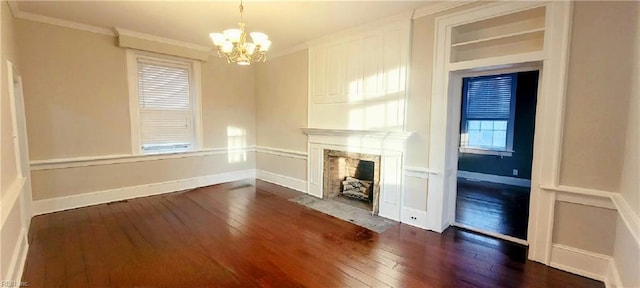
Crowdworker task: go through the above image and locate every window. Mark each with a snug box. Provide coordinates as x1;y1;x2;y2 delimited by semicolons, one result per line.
460;73;517;156
128;51;201;154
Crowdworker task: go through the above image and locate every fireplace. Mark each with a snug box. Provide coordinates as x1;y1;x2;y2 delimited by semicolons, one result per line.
303;128;412;221
323;150;381;214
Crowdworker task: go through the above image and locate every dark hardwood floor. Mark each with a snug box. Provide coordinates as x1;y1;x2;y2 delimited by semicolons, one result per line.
456;178;530;239
22;179;602;287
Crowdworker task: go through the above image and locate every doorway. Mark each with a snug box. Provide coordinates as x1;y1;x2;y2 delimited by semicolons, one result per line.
454;70;539;243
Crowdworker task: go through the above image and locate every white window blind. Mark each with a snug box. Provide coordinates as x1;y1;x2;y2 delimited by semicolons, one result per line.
137;59;194;153
465;75;513;120
460;73;517;152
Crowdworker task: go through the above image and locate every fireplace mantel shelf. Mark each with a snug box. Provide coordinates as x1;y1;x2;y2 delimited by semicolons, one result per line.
301;128;413;140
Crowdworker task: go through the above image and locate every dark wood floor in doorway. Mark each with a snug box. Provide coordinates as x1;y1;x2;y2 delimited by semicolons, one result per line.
456;178;531;239
22;180;601;287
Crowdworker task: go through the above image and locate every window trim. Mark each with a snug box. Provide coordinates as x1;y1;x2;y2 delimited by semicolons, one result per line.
459;73;517;156
126;50;203;155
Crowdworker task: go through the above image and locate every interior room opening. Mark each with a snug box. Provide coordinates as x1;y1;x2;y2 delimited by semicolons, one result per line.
454;70;540;242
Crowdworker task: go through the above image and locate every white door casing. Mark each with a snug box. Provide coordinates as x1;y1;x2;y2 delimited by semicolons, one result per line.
427;1;573;265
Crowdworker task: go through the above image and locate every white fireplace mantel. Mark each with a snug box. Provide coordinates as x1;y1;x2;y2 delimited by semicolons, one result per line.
302;128;412;153
302;128;412;221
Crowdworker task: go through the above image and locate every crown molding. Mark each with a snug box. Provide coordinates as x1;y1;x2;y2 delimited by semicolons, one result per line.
306;9;414;48
114;27;211;53
412;1;477;19
15;10;115;36
7;4;212;53
267;42;309;61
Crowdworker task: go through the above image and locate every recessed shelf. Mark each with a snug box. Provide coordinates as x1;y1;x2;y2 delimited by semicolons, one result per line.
449;6;546;64
452;28;545;48
451;30;544;63
452;7;546;45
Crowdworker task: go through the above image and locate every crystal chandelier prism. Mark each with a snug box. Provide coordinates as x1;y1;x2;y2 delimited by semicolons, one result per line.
209;1;271;65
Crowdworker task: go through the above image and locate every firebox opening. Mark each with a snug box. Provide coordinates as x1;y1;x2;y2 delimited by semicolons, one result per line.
323;150;381;214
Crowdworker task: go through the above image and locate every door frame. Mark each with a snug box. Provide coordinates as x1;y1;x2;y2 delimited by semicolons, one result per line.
426;1;573;265
450;64;542;246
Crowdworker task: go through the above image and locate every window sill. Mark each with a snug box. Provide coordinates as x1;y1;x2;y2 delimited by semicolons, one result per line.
459;147;513;157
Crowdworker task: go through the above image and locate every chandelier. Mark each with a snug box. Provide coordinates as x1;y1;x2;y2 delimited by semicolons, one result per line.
209;1;271;65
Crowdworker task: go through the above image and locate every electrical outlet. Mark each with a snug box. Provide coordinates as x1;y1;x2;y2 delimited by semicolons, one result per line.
513;169;519;176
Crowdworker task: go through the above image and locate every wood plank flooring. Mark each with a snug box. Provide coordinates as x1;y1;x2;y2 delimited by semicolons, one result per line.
456;179;530;239
22;180;602;287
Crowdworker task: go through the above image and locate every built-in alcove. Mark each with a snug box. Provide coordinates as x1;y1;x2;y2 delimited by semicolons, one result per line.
323;150;381;214
450;6;546;63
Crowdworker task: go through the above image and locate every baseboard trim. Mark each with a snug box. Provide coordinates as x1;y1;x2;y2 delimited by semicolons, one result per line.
256;170;307;193
6;228;29;283
32;169;256;215
457;170;531;187
549;244;610;283
401;207;428;229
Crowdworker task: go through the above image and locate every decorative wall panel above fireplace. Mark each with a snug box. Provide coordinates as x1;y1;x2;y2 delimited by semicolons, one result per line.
307;14;412;130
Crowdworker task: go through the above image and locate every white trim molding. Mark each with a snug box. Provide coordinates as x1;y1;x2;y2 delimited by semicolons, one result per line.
606;259;624;288
404;166;439;179
267;42;309;61
5;228;29;284
0;178;26;228
457;170;531;188
255;146;307;160
549;244;612;284
541;184;640;246
401;207;428;229
114;27;210;52
610;194;640;246
426;2;574;268
541;184;640;287
14;10;115;36
30;146;255;171
412;1;475;19
305;10;414;49
32;169;256;215
303;128;411;221
256;170;307;193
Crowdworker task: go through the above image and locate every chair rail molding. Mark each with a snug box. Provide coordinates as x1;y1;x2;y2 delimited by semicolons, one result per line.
30;146;256;171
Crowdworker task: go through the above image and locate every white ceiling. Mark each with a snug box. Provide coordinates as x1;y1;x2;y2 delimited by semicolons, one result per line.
15;1;437;56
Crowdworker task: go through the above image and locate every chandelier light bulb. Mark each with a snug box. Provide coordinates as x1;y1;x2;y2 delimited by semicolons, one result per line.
250;32;269;44
259;40;271;52
209;33;226;46
223;28;243;43
221;42;234;53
